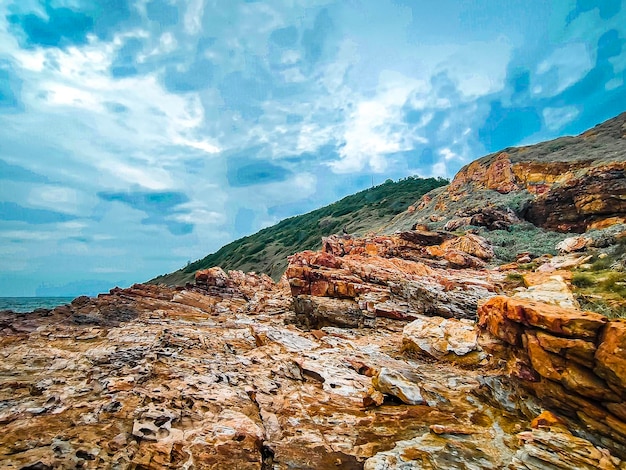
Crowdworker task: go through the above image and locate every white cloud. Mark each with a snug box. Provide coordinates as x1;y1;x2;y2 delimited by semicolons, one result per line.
542;106;579;131
327;71;428;174
533;43;593;97
184;0;205;35
26;185;83;214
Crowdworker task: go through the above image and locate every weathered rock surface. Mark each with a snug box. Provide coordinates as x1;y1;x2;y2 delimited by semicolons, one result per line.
385;112;626;235
444;205;521;232
402;316;485;364
513;274;580;309
287;232;498;324
3;235;626;468
478;295;626;460
0;280;544;470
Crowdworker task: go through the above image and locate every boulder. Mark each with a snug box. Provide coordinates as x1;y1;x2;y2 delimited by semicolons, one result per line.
371;367;426;405
514;274;580;309
402;316;485;363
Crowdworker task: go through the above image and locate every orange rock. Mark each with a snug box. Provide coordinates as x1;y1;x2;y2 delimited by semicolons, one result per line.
595;320;626;391
589;217;626;230
535;331;596;368
478;296;607;339
530;411;566;429
526;332;566;382
441;234;494;260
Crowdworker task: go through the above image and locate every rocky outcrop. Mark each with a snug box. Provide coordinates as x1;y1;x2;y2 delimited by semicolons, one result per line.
478;295;626;459
385;112;626;234
286;232;498;325
447;152;521;196
444;206;521;231
3;255;626;468
0;280;557;470
523;163;626;233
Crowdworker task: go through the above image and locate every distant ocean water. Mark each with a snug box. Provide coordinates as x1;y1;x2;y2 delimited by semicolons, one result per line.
0;297;75;313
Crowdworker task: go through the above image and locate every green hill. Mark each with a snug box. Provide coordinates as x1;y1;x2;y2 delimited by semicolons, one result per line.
149;176;448;286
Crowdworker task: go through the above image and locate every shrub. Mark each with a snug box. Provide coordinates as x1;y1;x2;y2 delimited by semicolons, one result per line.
572;273;595;288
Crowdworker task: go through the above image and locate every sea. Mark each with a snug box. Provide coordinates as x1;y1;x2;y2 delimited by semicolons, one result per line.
0;297;75;313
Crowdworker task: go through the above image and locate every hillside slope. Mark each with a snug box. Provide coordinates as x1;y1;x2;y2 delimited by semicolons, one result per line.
385;111;626;234
150;176;447;285
381;111;626;261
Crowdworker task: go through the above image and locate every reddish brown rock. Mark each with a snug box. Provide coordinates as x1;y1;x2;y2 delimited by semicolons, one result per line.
448;152;520;196
524;162;626;232
287;235;497;325
595;320;626;392
478;296;607;341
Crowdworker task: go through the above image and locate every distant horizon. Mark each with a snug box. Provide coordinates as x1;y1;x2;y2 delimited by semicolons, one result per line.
1;0;625;296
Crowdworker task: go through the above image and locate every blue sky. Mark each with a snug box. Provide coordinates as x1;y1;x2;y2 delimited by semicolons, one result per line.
0;0;625;296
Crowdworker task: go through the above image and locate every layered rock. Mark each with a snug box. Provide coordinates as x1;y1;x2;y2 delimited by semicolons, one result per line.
386;112;626;234
478;295;626;459
3;260;626;468
523;163;626;232
0;281;548;469
286;231;498;326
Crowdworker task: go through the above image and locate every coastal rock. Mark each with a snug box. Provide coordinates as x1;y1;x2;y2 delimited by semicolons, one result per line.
557;236;591;253
286;233;497;327
477;295;626;460
595;320;626;391
0;281;542;469
371;367;426;405
524;163;626;232
478;296;607;343
444;206;521;232
512;426;623;470
402;316;485;363
514;274;580;309
448;152;521;196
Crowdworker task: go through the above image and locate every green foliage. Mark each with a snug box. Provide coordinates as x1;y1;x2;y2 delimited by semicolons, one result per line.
150;176;448;285
577;297;626;319
572;266;626;318
481;222;570;263
572;273;595;288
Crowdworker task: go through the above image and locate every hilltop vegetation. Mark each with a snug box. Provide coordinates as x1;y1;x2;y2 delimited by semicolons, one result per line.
150;176;448;285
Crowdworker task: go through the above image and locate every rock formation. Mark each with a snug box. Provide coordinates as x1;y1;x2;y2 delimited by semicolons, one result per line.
3;228;626;469
385;112;626;234
478;295;626;460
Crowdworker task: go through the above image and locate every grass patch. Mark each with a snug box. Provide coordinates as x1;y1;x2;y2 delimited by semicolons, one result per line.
572;273;595;288
572;269;626;318
484;222;570;263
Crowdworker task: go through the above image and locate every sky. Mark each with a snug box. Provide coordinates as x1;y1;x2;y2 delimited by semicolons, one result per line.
0;0;625;296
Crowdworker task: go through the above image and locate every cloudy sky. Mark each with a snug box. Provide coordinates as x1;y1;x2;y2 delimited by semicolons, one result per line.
0;0;625;296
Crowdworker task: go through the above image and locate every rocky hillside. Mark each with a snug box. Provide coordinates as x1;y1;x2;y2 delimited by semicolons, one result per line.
385;111;626;234
150;177;447;286
154;112;625;286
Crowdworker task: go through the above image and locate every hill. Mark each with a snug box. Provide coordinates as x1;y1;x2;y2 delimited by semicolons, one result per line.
382;111;626;261
149;176;448;285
